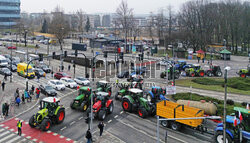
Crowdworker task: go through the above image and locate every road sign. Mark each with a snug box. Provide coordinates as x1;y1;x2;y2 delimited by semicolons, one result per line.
96;52;100;55
72;43;87;51
166;86;176;95
132;45;136;54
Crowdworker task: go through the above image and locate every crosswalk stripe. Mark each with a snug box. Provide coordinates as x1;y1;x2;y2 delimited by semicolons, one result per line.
0;133;16;142
17;138;27;143
6;135;22;143
0;128;5;133
0;131;10;137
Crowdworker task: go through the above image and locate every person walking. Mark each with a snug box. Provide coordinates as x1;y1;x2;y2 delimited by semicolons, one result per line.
4;73;7;81
36;88;40;99
24;90;31;102
17;120;22;136
2;81;5;91
16;96;21;106
16;88;20;96
21;93;25;104
86;129;92;143
5;103;9;116
51;71;54;78
98;121;104;136
2;103;6;116
68;65;71;71
31;85;35;95
37;74;40;83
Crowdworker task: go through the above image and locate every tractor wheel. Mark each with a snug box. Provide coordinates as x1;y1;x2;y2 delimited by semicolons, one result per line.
190;72;195;77
81;101;88;112
115;92;119;100
216;71;223;77
160;73;165;78
70;101;75;109
150;105;156;116
107;102;114;114
207;71;212;77
98;110;106;121
214;131;232;143
161;120;169;128
122;98;132;112
171;122;181;131
29;115;36;128
137;107;148;118
199;71;205;77
56;108;65;124
174;72;180;79
240;73;246;78
41;118;52;131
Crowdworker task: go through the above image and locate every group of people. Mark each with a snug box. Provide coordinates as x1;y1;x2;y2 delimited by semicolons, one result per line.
14;85;41;106
86;122;104;143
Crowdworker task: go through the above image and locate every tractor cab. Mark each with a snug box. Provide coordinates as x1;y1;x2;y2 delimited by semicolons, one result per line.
175;60;187;71
40;97;60;115
193;64;201;70
128;88;144;103
78;87;91;100
234;107;250;132
70;87;92;111
96;80;112;96
147;86;167;103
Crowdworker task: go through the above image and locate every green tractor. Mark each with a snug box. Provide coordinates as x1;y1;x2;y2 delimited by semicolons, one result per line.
70;86;92;111
115;82;131;100
29;97;65;131
121;88;156;118
96;80;112;97
237;65;250;78
185;64;205;77
160;66;180;79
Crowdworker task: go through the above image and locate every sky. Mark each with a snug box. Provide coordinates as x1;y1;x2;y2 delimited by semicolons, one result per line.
21;0;188;14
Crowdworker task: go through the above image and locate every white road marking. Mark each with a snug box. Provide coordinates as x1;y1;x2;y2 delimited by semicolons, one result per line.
0;131;9;137
60;127;67;131
70;121;76;125
4;126;9;129
108;120;112;123
32;139;38;142
66;138;71;141
114;115;118;118
65;107;70;110
17;138;27;143
120;111;123;114
0;133;15;142
59;135;64;138
0;128;5;132
78;117;83;120
5;135;21;143
26;136;31;139
0;124;4;126
47;131;51;133
53;133;58;136
10;129;14;131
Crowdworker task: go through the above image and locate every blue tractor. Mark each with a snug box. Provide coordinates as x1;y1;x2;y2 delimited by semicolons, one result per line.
146;86;169;104
214;107;250;143
175;60;187;71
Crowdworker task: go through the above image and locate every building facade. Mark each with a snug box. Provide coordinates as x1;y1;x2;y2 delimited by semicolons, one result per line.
0;0;20;29
102;15;110;27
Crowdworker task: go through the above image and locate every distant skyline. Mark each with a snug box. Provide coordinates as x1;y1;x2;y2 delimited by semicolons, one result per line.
21;0;188;14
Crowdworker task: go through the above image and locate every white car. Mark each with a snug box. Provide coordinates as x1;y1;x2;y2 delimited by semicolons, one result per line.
48;80;65;91
74;77;90;86
60;77;78;88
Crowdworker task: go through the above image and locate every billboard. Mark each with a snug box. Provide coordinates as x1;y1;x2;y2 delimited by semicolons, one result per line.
72;43;87;51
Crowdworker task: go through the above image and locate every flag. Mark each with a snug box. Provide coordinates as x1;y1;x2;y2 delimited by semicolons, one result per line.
247;104;249;110
239;111;243;122
234;116;237;127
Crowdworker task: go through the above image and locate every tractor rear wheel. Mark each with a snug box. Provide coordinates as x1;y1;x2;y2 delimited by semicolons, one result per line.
56;108;65;124
41;118;52;131
70;101;75;109
98;110;106;121
240;73;246;78
137;107;148;118
122;98;132;112
191;72;195;77
214;131;232;143
81;101;88;112
29;115;36;128
216;71;222;77
207;71;212;77
199;71;205;77
160;73;165;78
107;102;113;114
171;122;181;131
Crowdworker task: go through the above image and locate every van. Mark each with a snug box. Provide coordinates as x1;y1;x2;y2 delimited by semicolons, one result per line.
17;63;35;79
0;55;8;67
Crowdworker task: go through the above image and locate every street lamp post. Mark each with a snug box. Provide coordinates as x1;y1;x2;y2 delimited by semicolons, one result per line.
24;30;28;62
223;66;230;143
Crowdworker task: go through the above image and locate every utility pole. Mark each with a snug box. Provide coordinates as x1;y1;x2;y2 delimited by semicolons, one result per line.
24;30;28;62
47;39;50;66
223;67;230;143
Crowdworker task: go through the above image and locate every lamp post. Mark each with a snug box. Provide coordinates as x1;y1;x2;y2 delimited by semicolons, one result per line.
24;30;28;62
223;66;230;143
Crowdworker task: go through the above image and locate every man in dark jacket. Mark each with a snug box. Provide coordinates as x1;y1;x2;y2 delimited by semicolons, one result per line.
98;121;104;136
86;129;92;143
5;103;9;116
2;81;5;91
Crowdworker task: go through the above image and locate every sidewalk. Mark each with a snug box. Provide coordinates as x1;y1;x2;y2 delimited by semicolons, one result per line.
175;86;250;103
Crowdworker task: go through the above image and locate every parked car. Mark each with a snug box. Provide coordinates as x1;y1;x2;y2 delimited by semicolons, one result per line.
74;77;90;85
0;55;8;67
117;71;129;78
7;46;17;49
33;68;46;77
60;77;78;88
54;72;71;79
11;57;21;65
39;84;57;97
38;64;51;73
7;64;17;72
48;80;65;91
0;67;12;76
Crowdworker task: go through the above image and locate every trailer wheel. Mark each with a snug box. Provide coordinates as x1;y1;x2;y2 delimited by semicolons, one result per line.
214;131;232;143
161;120;169;128
171;122;181;131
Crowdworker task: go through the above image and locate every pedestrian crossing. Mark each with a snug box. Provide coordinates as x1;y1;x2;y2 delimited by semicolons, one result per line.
0;127;33;143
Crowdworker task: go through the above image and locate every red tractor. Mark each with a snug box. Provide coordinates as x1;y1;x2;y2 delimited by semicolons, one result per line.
205;65;223;77
87;92;113;120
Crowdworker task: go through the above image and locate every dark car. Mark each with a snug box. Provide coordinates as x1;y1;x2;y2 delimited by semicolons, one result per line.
39;64;51;73
118;71;129;78
8;64;17;72
34;68;46;77
0;68;12;76
54;72;71;79
39;84;57;97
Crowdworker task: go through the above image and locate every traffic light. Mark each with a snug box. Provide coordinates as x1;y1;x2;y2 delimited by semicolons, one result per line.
52;52;56;59
38;54;43;61
104;52;107;58
75;50;78;57
64;51;67;58
73;60;76;68
141;53;144;61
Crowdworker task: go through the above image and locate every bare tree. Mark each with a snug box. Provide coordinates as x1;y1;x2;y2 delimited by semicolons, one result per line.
74;9;86;33
116;0;133;53
147;12;155;44
49;6;70;70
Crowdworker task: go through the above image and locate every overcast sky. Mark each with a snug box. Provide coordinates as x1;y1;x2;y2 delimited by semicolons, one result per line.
21;0;188;14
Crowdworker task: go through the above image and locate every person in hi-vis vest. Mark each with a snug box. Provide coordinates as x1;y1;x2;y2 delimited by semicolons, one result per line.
17;120;22;136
